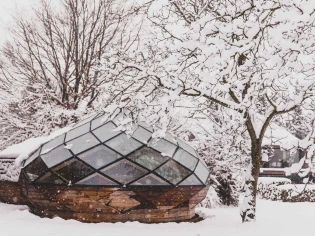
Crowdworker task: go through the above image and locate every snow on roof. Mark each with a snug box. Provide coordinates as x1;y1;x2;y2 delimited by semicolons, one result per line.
262;123;300;149
0;126;72;166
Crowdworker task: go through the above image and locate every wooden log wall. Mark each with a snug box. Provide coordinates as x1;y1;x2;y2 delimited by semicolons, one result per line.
0;180;27;205
22;183;210;223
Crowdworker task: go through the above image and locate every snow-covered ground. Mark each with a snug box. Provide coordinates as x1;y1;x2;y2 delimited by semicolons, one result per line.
0;199;314;236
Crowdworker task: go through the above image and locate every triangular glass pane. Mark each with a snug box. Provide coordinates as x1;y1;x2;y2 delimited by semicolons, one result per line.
154;160;190;185
131;174;169;186
41;134;65;155
76;173;118;186
148;138;177;157
132;127;152;144
105;134;142;155
65;123;90;142
91;113;110;130
78;144;121;169
41;145;73;168
24;147;41;167
65;133;100;155
73;113;97;128
24;157;48;181
179;174;203;186
52;158;94;183
173;148;198;171
92;122;121;142
177;138;197;157
101;159;148;185
36;172;65;185
195;161;210;184
128;147;168;170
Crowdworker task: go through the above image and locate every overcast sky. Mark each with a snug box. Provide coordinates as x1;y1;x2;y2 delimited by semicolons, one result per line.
0;0;36;43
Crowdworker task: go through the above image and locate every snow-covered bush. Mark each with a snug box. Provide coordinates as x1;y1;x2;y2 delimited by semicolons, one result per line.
258;177;315;202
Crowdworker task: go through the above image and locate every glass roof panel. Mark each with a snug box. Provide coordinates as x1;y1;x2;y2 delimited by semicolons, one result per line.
41;134;65;155
179;174;203;185
41;145;73;168
101;159;148;185
148;139;177;157
105;134;143;155
154;160;190;185
128;147;168;170
132;126;152;144
139;121;153;132
195;161;210;184
164;133;177;144
76;173;119;186
24;147;41;167
78;144;121;169
131;174;169;186
173;148;198;171
24;157;48;181
65;123;90;142
65;133;100;155
73;114;97;128
52;158;94;183
92;122;121;143
36;171;65;185
91;113;110;130
177;138;197;157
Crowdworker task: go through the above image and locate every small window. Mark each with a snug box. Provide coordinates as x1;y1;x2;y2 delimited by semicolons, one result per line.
41;134;65;155
173;148;198;171
36;172;65;185
24;157;48;181
128;147;168;170
105;134;143;155
195;161;209;184
52;158;94;183
132;126;152;144
148;139;177;157
92;122;121;142
65;123;90;142
101;159;147;184
179;174;203;185
78;144;121;169
131;174;169;186
154;160;190;185
76;173;119;186
66;133;100;155
41;145;73;168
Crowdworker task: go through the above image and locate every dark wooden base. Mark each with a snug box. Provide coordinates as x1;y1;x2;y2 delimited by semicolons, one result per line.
22;184;209;223
0;180;27;205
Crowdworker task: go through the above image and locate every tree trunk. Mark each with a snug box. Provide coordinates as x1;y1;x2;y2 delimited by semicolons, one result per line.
240;141;261;222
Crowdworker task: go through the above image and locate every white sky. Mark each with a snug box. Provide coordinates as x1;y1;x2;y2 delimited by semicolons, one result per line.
0;0;36;44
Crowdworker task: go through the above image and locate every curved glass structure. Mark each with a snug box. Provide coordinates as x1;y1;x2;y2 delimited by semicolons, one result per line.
22;113;210;187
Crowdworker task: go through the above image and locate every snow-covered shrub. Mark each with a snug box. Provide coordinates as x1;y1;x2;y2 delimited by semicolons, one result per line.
258;177;315;202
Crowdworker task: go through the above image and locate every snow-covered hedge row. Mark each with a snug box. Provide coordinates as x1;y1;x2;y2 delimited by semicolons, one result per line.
258;177;315;202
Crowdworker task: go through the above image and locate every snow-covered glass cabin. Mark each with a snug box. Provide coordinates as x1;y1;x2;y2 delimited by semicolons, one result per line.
0;112;210;223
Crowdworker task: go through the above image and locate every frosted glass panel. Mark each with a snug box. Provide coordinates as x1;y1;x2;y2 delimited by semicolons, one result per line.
76;173;118;185
179;174;203;185
91;113;109;130
66;133;100;155
78;144;121;169
177;139;197;157
148;139;177;157
173;148;198;170
128;147;168;170
105;134;142;155
65;123;90;142
41;134;65;155
132;126;152;144
41;145;73;168
101;159;147;184
155;160;190;185
195;161;210;184
92;122;121;142
131;174;169;185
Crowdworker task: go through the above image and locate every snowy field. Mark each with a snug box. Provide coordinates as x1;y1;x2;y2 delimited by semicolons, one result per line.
0;199;314;236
